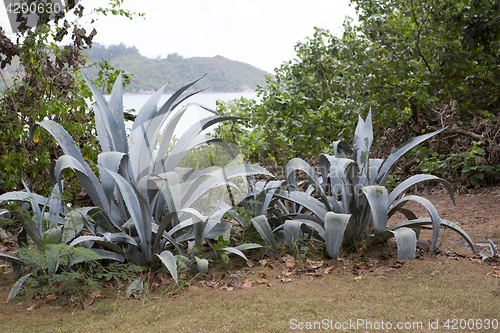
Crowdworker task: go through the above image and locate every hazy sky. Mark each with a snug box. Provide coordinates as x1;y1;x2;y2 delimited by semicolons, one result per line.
1;0;357;73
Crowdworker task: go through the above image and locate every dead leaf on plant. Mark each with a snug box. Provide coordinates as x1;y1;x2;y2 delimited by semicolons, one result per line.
305;259;324;269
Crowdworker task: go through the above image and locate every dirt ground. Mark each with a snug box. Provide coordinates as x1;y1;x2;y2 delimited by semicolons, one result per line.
392;186;500;255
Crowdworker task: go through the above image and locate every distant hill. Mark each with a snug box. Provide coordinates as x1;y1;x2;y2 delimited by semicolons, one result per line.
82;43;270;93
0;43;270;93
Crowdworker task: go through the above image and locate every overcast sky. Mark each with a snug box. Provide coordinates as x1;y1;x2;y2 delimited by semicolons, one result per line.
1;0;357;73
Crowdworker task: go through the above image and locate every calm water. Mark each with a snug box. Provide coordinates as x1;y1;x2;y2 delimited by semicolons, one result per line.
118;92;258;136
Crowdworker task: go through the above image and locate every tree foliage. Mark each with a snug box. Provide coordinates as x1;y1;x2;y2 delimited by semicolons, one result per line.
0;1;140;197
216;0;500;165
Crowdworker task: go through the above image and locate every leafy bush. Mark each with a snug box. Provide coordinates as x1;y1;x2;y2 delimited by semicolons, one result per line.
250;111;475;260
0;2;140;197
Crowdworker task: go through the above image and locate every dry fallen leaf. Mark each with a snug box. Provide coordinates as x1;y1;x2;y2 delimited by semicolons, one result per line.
354;276;363;282
84;298;94;307
282;268;298;276
91;291;101;298
492;270;500;278
353;262;365;270
282;254;296;267
26;304;38;311
259;259;269;267
246;260;255;268
241;281;252;288
258;272;267;279
305;259;324;269
230;275;243;288
45;294;57;301
323;266;334;274
257;278;270;284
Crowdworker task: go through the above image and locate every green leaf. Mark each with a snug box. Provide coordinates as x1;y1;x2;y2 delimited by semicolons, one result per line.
250;215;278;253
7;273;32;302
156;250;178;283
353;110;373;185
220;247;249;261
195;256;209;274
388;195;441;256
324;212;352;258
361;185;388;234
125;277;144;298
375;127;447;185
388;174;455;206
387;218;476;254
105;169;152;262
391;227;416;260
283;219;303;253
488;239;497;256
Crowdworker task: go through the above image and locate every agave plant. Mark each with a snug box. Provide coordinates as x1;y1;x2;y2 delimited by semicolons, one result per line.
27;73;270;281
251;111;475;260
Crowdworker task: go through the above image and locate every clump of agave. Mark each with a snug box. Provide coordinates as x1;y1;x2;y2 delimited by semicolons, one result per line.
1;73;271;300
251;111;475;260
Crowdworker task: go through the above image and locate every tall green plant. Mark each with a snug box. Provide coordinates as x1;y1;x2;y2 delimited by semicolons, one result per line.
30;73;269;281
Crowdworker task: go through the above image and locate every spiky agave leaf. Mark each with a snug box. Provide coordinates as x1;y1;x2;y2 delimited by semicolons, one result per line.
81;73;127;154
387;174;455;205
283;219;304;253
388;196;441;256
361;185;388;234
251;215;278;253
324;212;352;258
386;218;476;253
390;227;417;260
375;127;447;185
104;170;153;263
285;158;330;209
352;110;373;186
7;273;32;302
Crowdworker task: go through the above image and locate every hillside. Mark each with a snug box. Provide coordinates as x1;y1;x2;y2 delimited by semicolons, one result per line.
82;43;269;93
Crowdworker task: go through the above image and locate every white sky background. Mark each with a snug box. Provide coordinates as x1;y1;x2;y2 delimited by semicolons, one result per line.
0;0;357;73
